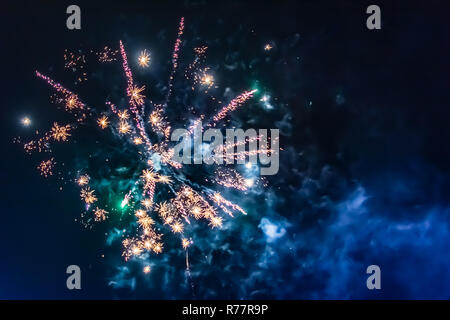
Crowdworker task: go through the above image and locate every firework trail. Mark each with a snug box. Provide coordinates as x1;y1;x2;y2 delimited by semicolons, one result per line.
118;42;154;150
95;46;119;62
35;71;87;122
64;49;87;83
37;158;55;177
164;17;185;107
211;89;257;124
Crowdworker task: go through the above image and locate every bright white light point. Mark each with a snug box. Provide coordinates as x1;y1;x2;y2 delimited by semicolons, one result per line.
245;162;252;169
21;117;31;126
203;75;212;84
264;44;273;51
260;95;269;102
245;178;254;187
143;265;151;274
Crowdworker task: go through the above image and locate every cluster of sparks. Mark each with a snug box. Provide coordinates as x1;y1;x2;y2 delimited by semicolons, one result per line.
35;71;86;122
95;46;119;63
51;123;72;141
18;18;271;275
37;158;55;177
64;49;87;83
194;68;215;92
214;168;249;191
212;89;257;123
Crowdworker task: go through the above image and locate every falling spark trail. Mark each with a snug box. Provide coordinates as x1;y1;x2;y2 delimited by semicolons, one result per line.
211;89;257;125
35;71;87;122
164;17;185;108
35;71;85;109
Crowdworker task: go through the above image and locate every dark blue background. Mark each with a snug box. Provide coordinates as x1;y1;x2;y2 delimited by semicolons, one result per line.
1;0;449;299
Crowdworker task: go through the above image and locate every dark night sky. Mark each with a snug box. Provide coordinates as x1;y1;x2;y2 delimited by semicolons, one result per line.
1;0;450;299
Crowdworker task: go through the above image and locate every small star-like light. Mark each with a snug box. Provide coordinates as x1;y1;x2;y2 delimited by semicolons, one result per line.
21;117;31;126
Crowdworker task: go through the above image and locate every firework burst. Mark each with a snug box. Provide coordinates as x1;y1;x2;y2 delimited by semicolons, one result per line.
18;17;271;275
51;123;72;141
97;115;109;129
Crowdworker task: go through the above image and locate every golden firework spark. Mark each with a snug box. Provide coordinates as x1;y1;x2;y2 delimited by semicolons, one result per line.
118;121;131;134
133;137;143;145
66;95;78;109
157;175;172;184
150;114;159;124
171;222;184;233
37;158;55;177
77;174;90;186
165;216;174;224
209;216;223;228
143;239;153;250
143;265;151;274
80;187;97;205
191;206;203;219
132;246;143;256
201;74;214;86
130;85;145;106
51;122;71;141
148;107;171;138
97;115;109;129
138;50;151;67
193;68;214;91
138;216;155;229
153;243;163;253
142;169;157;181
141;198;153;209
93;207;108;221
